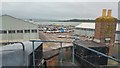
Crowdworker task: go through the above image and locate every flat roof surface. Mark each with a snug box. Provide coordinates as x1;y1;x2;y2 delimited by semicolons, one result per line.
75;40;107;47
43;49;58;60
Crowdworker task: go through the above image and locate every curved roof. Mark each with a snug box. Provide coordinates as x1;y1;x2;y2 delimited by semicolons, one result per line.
1;41;42;56
0;41;43;67
75;22;120;31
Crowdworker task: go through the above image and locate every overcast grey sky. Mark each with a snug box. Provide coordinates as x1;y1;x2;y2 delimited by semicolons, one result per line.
1;2;118;20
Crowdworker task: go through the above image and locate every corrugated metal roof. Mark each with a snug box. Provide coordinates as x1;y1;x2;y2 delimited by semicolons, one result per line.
1;15;37;26
75;22;120;31
75;22;95;29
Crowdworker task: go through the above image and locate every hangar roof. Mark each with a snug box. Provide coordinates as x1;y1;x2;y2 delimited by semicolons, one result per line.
75;22;120;31
0;15;38;30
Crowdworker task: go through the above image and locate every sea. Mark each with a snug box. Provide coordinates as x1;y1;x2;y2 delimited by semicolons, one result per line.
34;21;85;26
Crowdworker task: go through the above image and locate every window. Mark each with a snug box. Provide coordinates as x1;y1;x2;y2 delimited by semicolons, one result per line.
24;30;30;33
31;29;37;33
116;31;120;34
17;30;23;33
89;29;94;31
0;30;7;34
8;30;15;34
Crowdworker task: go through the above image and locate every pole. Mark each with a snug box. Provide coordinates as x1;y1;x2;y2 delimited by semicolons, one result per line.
72;44;75;64
60;42;62;67
32;41;36;68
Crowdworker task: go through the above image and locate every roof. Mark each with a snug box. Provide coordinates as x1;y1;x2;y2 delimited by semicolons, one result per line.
2;15;37;25
75;40;107;47
75;22;120;31
1;41;42;55
43;49;58;60
0;41;43;67
75;22;95;29
0;15;38;30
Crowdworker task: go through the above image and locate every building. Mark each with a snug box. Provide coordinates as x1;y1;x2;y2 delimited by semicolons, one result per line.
94;9;117;44
74;9;119;43
74;22;120;43
74;9;119;67
0;15;39;44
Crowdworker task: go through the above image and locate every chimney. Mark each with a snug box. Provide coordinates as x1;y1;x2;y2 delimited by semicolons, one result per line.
102;9;107;17
107;9;112;17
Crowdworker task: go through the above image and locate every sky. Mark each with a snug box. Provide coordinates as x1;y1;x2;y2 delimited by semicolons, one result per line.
0;1;119;20
118;2;120;20
1;0;120;2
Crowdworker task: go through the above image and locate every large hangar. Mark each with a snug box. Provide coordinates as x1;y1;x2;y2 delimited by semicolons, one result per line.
0;15;39;43
74;22;120;43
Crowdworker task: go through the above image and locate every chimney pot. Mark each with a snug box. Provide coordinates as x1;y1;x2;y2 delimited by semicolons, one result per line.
102;9;107;17
107;9;112;17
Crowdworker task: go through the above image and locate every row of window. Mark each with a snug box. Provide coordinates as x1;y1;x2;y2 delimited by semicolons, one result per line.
116;31;120;34
0;29;37;34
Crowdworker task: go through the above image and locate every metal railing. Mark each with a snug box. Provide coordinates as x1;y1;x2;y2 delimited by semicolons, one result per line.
30;39;120;68
0;42;25;51
30;40;72;68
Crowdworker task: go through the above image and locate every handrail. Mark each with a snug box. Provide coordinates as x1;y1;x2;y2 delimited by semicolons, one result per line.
1;42;25;51
30;40;71;43
30;40;71;68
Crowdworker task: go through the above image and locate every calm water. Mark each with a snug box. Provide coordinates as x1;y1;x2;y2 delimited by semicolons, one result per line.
34;22;84;26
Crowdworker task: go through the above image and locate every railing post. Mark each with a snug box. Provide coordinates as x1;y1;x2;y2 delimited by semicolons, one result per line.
72;44;75;64
59;42;62;67
72;35;78;64
32;41;36;68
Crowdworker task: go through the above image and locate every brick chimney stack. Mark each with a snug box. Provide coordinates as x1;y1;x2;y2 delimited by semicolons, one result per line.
94;9;117;44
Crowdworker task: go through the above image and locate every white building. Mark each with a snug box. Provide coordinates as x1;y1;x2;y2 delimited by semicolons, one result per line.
74;22;120;43
0;15;39;43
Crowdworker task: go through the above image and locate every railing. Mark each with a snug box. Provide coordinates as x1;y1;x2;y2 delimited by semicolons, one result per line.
30;40;72;68
30;40;120;68
0;42;25;51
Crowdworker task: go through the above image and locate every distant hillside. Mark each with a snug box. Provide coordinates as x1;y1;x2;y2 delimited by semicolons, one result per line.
57;19;120;23
22;18;120;23
57;19;95;22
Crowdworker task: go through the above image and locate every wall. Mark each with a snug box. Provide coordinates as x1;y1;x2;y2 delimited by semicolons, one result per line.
74;28;120;43
0;15;39;43
44;46;72;67
46;55;59;68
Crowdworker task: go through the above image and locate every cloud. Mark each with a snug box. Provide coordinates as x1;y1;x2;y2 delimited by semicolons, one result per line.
1;0;119;2
2;2;118;19
118;1;120;19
